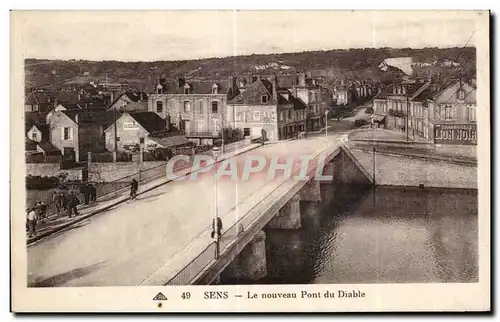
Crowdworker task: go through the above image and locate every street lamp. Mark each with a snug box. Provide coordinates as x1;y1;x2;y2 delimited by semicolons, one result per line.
212;146;220;259
324;109;330;137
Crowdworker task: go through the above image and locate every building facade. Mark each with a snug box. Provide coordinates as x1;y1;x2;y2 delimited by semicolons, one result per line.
148;77;237;145
104;112;168;153
373;79;477;142
227;76;306;141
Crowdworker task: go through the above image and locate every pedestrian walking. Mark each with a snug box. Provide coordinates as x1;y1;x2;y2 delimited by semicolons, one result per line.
80;183;90;205
27;208;38;237
66;191;80;217
130;179;138;200
52;191;61;214
88;184;97;203
211;216;223;239
56;192;65;214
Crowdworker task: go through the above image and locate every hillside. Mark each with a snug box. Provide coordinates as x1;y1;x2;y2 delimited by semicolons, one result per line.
25;46;476;90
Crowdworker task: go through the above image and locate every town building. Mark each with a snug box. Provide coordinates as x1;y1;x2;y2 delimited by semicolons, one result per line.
373;78;477;142
424;80;477;141
46;109;115;163
227;76;307;141
147;77;239;145
104;111;191;156
277;73;331;132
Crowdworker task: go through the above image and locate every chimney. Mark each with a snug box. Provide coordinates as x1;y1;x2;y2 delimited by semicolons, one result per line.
165;114;170;132
74;113;79;124
157;83;163;94
229;76;237;98
110;91;114;103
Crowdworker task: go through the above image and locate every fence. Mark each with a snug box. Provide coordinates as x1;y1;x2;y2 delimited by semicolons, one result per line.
26;153;62;164
165;242;217;285
94;162;167;200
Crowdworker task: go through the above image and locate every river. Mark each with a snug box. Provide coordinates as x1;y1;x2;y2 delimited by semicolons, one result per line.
220;184;478;284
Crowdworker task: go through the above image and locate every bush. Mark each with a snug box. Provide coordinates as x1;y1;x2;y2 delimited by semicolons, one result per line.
26;175;60;190
221;127;244;144
365;107;374;114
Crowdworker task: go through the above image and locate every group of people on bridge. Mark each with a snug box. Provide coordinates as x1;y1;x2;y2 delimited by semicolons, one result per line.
26;183;98;238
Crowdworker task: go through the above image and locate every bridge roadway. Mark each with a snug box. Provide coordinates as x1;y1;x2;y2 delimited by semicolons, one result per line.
28;134;348;287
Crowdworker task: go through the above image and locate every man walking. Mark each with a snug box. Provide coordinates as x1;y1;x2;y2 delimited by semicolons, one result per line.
52;191;62;215
88;184;97;203
80;183;90;205
211;216;223;239
67;191;80;218
130;179;138;200
27;207;37;237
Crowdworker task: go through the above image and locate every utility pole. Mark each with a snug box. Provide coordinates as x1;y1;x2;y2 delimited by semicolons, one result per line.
324;109;329;137
212;146;220;259
406;95;409;142
113;107;118;162
372;147;376;186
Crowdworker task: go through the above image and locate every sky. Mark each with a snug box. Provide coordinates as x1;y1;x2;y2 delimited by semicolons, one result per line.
13;10;482;62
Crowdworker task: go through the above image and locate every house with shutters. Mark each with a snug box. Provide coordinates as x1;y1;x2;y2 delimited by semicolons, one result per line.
147;77;239;145
227;76;307;141
104;111;190;155
47;109;115;163
373;78;476;142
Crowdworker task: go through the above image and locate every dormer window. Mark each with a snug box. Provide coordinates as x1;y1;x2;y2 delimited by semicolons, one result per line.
457;89;465;100
261;95;269;104
212;83;219;94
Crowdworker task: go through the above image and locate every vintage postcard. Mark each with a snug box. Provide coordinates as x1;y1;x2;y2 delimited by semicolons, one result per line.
10;10;490;312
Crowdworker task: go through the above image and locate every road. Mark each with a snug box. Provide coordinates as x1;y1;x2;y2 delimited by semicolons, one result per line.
28;134;345;287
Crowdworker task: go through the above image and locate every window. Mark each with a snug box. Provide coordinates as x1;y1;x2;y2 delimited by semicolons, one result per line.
184;88;189;95
235;112;243;121
156;101;163;113
435;105;441;118
212;87;218;94
288;110;292;119
211;101;218;113
31;132;37;140
253;110;261;121
243;128;251;137
62;127;72;140
196;100;205;114
261;95;268;104
32;105;39;112
183;101;191;113
458;89;465;100
468;105;476;122
444;105;453;120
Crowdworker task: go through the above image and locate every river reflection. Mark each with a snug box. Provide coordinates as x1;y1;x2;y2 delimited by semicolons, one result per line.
220;184;478;284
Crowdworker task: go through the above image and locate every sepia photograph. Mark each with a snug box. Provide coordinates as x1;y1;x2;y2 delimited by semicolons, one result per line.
10;9;490;312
